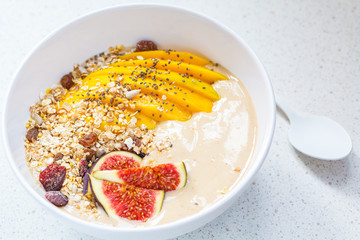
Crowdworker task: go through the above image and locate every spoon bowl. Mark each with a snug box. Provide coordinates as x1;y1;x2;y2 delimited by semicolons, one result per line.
277;96;352;160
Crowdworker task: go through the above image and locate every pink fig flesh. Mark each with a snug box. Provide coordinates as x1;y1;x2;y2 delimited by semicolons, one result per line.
93;162;187;191
89;175;164;222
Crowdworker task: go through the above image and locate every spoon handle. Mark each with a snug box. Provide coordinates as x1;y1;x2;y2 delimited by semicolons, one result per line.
276;96;298;123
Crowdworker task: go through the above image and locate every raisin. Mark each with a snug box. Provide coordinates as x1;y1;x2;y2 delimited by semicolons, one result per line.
60;72;75;90
45;191;68;207
79;132;97;147
78;159;89;178
26;127;39;142
84;148;96;162
135;40;158;52
138;151;146;158
39;163;66;191
132;136;141;147
54;153;64;161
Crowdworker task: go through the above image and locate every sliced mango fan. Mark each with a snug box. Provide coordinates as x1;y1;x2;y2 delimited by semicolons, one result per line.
60;50;229;130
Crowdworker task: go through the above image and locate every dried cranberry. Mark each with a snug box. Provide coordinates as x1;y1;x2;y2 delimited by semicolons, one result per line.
45;191;68;207
60;73;75;90
54;152;64;161
39;163;66;191
84;148;96;162
79;133;98;147
26;127;39;142
135;40;158;52
78;159;89;178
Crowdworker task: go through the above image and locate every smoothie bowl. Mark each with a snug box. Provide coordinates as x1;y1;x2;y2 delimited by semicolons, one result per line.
2;4;275;240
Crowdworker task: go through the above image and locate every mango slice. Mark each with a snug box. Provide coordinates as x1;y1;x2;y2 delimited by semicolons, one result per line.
144;70;220;101
121;76;214;113
65;73;212;113
118;50;211;66
134;112;158;130
86;66;220;101
109;59;227;84
131;95;191;122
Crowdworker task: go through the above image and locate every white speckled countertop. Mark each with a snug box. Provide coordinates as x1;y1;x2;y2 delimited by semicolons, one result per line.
1;0;359;239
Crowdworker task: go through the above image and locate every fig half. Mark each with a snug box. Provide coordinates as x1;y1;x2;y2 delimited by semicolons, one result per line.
93;162;187;191
89;175;164;222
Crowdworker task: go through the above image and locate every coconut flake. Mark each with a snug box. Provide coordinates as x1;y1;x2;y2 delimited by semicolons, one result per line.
124;137;133;149
81;85;89;91
73;195;81;202
107;82;115;88
71;185;78;194
96;149;106;158
130;116;137;125
125;89;141;99
45;157;54;165
31;112;43;125
41;99;51;106
62;102;71;112
78;66;87;74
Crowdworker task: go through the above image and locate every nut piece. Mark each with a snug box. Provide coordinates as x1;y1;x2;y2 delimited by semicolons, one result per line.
125;89;141;99
84;148;96;162
60;73;75;90
26;127;39;142
135;40;158;52
79;132;98;147
132;136;141;147
96;149;106;158
54;153;64;161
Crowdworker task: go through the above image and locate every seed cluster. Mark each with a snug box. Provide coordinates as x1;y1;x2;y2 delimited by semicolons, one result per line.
98;155;140;171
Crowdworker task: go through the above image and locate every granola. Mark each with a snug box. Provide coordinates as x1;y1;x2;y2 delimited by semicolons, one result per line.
24;44;172;218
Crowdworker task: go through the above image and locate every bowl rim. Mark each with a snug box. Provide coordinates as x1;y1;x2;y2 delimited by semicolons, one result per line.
2;2;276;235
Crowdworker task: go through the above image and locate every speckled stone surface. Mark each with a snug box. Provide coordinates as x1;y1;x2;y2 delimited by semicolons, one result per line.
0;0;359;239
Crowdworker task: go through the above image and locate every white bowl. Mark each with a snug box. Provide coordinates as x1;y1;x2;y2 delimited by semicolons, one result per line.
2;4;275;240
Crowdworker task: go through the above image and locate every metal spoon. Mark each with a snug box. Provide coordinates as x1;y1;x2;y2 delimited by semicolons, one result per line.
276;96;352;160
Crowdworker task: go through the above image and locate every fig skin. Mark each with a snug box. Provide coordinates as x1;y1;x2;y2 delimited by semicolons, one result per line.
82;162;96;195
88;173;107;213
